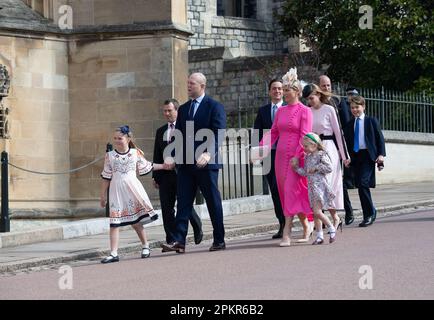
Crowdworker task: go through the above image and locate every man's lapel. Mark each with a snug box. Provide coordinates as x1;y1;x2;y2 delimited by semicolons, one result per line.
193;95;207;122
265;103;272;128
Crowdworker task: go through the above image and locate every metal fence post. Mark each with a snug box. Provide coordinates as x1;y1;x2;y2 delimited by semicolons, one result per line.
381;86;385;128
0;151;10;232
105;143;112;218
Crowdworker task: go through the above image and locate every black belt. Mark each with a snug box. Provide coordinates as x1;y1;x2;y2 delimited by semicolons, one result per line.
319;134;334;140
319;134;338;151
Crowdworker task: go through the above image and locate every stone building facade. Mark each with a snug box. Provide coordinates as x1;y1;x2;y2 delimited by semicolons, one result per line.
186;0;313;113
0;0;313;218
188;47;321;116
187;0;289;57
0;0;191;216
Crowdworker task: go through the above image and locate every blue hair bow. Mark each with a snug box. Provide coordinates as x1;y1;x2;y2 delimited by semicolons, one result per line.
119;125;130;135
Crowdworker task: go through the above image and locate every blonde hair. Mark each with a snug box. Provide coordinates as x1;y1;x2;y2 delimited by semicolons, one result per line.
303;132;325;151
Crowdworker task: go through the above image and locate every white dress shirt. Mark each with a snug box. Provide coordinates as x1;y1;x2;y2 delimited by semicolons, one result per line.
166;121;176;142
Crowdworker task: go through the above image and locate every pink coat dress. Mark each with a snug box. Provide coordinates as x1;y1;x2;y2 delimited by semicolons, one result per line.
261;102;313;217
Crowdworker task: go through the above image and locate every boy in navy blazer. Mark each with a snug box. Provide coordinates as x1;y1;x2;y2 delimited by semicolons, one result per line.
343;95;386;227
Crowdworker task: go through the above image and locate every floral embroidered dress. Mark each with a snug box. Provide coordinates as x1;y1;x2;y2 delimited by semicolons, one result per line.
294;150;336;210
101;148;158;227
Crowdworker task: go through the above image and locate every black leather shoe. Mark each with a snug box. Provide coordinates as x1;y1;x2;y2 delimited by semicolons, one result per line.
101;254;119;264
359;217;374;227
194;231;203;245
161;242;175;253
209;242;226;251
272;231;283;239
160;241;185;253
345;214;354;225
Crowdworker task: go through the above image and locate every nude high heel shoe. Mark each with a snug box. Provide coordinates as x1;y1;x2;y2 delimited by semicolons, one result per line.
297;222;313;243
279;237;291;247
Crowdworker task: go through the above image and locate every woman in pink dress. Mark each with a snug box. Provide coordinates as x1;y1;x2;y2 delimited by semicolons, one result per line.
260;68;313;246
303;84;350;230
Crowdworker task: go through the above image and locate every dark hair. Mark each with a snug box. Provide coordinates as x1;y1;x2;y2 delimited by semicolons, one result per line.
302;83;315;99
268;79;283;91
164;98;180;110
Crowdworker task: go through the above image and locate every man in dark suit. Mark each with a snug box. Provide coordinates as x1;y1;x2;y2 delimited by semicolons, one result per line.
253;79;285;239
319;75;355;225
343;95;386;227
161;72;226;253
153;99;203;249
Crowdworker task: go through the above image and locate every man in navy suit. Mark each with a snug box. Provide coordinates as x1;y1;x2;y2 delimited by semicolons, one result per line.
152;99;203;248
161;73;226;253
253;79;285;239
343;95;386;227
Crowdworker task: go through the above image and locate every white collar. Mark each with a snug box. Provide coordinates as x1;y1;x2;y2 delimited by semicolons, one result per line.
271;100;283;108
193;93;205;104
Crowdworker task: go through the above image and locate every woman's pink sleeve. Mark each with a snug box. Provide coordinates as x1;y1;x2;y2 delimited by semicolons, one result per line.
259;109;279;147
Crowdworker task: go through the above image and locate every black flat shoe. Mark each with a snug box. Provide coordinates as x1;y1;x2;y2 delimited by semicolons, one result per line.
101;254;119;264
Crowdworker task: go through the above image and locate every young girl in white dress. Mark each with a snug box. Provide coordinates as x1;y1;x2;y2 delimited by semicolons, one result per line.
291;133;338;244
100;125;173;263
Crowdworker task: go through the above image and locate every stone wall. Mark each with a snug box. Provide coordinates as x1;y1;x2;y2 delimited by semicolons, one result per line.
25;0;188;27
0;34;70;209
189;47;322;112
68;35;189;205
187;0;287;57
1;0;191;217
